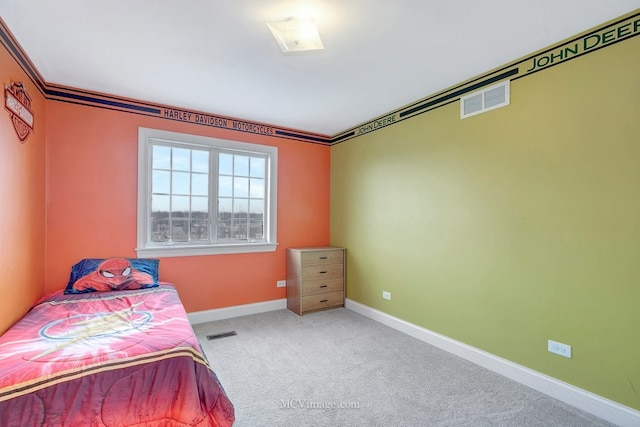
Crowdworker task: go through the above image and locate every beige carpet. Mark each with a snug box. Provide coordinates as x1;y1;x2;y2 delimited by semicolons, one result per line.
194;308;613;427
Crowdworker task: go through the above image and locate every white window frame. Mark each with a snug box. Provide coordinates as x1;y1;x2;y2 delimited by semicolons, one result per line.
136;127;278;257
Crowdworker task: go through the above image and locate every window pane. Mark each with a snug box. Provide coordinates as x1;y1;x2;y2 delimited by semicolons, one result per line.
191;196;208;215
192;173;208;196
249;199;264;216
234;155;249;176
173;148;191;171
219;153;233;175
152;194;170;215
150;218;169;242
172;195;190;215
171;219;189;242
152;170;170;194
172;172;190;195
218;198;232;219
249;178;264;198
250;157;265;178
152;145;171;169
190;218;209;241
249;220;264;240
231;219;248;239
192;150;209;173
219;176;232;197
233;198;248;218
234;177;249;198
217;219;231;240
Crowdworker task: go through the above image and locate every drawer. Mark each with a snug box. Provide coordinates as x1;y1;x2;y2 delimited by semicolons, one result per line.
301;290;344;312
302;278;344;296
301;250;344;266
301;265;343;280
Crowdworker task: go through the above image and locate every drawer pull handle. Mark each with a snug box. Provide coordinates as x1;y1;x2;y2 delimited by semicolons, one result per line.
319;271;328;274
319;256;328;260
320;299;328;303
319;285;328;288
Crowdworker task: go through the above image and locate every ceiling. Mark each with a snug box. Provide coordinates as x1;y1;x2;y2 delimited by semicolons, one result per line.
1;1;639;136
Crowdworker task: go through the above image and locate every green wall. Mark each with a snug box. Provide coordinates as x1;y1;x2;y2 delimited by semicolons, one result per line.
330;33;640;409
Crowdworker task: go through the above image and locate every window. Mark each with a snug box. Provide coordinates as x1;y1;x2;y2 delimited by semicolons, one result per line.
137;127;277;257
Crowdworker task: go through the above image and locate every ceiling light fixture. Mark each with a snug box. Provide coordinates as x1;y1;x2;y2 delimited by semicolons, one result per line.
267;17;325;53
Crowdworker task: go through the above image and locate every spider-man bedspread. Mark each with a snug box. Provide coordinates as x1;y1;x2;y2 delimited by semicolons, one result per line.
0;285;234;426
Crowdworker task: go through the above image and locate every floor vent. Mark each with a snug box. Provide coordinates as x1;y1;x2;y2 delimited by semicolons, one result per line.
206;331;237;340
461;80;510;119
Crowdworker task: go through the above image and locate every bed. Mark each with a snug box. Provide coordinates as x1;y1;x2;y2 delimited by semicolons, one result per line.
0;258;234;427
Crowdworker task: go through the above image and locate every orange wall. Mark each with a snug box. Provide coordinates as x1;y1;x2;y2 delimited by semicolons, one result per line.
45;101;331;312
0;47;46;334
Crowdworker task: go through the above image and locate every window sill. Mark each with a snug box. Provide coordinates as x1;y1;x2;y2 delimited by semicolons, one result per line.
136;242;278;258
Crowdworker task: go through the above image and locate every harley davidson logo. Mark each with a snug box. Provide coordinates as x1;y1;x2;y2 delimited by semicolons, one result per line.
4;81;34;143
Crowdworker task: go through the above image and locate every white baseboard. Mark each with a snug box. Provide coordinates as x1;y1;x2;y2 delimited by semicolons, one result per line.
345;298;640;427
187;298;286;324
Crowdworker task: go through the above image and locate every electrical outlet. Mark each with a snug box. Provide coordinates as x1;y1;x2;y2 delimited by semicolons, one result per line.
277;280;286;288
382;291;391;300
548;339;572;358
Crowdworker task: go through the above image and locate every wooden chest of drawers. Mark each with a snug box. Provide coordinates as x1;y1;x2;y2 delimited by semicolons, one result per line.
286;247;345;315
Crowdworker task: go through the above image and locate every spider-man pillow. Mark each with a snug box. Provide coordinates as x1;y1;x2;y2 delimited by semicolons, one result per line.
64;258;160;294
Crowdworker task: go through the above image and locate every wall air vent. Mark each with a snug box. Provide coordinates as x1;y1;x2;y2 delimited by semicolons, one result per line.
461;80;510;119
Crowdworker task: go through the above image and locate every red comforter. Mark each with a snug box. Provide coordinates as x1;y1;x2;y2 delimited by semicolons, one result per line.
0;285;234;426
